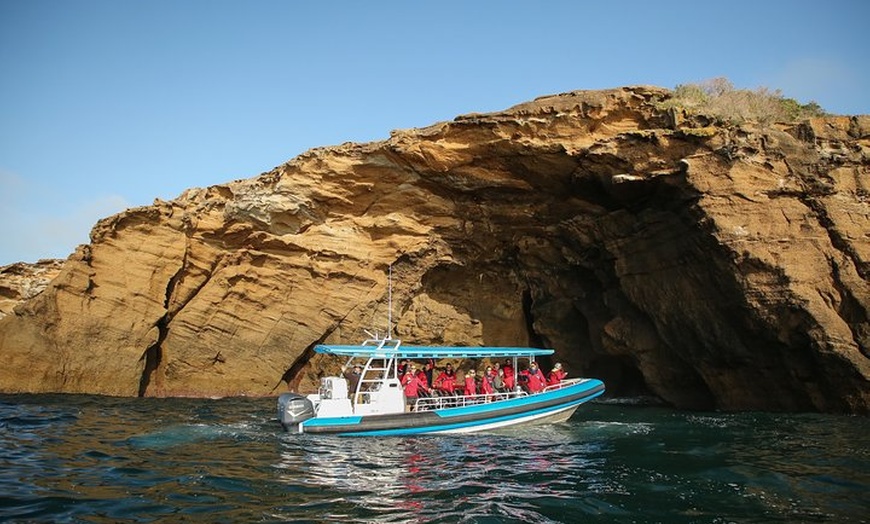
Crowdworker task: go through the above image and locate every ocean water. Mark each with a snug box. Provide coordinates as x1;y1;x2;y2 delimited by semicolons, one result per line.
0;394;867;523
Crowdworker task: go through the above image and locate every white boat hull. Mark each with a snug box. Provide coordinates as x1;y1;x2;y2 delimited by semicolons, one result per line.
287;378;605;436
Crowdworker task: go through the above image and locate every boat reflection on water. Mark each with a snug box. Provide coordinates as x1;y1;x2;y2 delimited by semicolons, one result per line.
278;436;412;493
272;426;615;522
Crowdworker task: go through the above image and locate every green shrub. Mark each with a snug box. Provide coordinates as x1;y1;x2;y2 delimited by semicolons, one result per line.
659;77;827;125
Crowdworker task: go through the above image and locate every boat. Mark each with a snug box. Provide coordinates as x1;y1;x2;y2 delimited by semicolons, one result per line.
277;335;605;436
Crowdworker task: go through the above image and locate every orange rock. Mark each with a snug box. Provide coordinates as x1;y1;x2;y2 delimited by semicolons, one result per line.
0;87;867;413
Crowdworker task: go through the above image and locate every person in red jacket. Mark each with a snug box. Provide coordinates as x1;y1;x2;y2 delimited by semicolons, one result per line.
433;363;457;395
520;362;547;393
402;366;429;410
415;365;430;394
480;368;495;399
502;360;515;391
463;369;477;397
547;362;567;386
398;359;410;377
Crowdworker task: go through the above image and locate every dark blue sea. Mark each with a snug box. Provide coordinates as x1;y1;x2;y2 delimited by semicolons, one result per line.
0;394;867;523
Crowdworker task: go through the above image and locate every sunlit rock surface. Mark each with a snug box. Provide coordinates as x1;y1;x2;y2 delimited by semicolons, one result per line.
1;87;867;413
0;260;63;320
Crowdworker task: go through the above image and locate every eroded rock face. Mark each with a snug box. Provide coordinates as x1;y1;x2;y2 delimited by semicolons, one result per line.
0;260;63;320
0;87;867;413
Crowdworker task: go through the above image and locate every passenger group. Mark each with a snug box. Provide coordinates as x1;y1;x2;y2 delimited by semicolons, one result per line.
395;358;569;408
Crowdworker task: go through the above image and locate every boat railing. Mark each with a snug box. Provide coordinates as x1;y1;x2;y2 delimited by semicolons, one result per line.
412;378;587;411
413;389;529;411
542;378;585;393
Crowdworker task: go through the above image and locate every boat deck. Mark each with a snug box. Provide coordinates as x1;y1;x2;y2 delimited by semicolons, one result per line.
411;378;586;411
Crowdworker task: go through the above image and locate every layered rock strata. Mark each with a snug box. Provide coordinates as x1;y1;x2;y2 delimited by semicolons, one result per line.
0;260;63;319
1;87;867;413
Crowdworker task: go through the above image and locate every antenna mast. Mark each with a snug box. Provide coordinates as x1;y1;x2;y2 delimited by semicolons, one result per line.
387;264;393;339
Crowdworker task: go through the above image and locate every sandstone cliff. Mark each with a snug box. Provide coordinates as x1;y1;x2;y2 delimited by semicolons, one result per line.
1;87;867;413
0;260;63;320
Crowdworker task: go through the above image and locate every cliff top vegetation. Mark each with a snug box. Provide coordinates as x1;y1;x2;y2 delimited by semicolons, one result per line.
661;77;827;125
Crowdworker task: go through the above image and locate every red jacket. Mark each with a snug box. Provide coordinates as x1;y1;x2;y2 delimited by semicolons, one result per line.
402;372;427;398
521;367;547;393
548;369;567;386
434;370;456;393
502;365;515;390
416;369;430;389
464;375;477;396
481;374;495;395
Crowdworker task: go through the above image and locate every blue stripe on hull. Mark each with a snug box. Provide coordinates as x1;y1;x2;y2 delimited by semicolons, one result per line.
343;389;604;436
434;383;596;418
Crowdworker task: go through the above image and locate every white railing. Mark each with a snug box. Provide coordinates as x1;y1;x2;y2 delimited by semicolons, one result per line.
412;378;585;411
542;378;584;393
413;389;529;411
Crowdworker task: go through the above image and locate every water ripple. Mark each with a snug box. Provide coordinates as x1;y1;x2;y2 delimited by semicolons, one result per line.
1;395;868;523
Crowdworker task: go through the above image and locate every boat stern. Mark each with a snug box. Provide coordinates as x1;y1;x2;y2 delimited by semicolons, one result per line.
277;392;315;431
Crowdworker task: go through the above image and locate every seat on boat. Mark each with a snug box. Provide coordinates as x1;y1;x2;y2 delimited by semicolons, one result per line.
317;377;353;417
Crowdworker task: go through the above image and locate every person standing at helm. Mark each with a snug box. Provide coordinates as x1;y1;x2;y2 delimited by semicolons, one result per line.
343;364;363;397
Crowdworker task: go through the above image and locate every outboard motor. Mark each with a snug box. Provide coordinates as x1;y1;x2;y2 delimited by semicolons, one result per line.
277;392;315;431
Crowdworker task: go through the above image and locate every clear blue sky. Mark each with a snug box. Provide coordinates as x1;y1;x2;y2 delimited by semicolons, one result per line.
1;0;867;265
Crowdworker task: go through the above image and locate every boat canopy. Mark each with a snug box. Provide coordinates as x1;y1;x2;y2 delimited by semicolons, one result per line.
315;344;554;359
